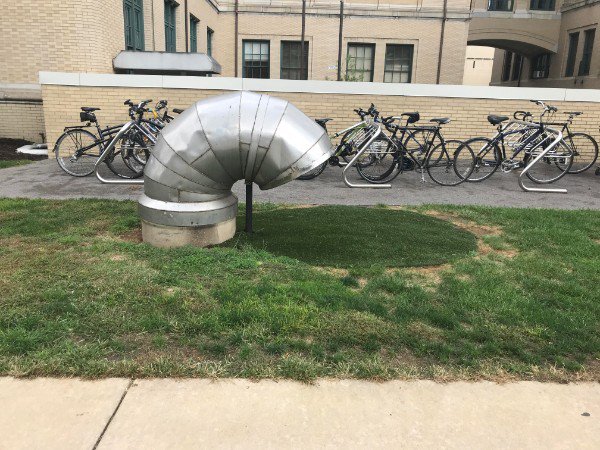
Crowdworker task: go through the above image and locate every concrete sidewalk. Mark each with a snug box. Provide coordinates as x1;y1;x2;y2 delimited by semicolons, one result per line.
1;159;599;209
1;378;598;449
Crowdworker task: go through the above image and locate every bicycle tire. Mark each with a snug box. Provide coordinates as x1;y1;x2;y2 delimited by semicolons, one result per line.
562;132;598;174
105;134;145;179
426;139;474;186
456;137;501;182
54;128;101;177
297;161;328;180
524;139;573;184
355;137;400;184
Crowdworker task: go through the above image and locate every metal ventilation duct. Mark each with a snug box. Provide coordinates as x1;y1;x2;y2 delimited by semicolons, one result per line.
138;91;333;247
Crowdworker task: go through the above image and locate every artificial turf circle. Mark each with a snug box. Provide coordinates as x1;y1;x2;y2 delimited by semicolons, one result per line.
230;205;477;269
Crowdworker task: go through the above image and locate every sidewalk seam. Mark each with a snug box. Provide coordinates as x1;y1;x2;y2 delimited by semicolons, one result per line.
92;378;134;450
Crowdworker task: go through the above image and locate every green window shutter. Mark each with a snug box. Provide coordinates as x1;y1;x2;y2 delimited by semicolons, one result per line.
164;1;177;52
124;0;144;51
190;16;199;53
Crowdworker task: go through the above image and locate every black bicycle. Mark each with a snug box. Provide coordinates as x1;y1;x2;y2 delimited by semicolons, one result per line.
355;112;475;186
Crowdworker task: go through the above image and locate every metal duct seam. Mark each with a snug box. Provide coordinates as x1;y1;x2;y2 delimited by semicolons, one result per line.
138;91;333;243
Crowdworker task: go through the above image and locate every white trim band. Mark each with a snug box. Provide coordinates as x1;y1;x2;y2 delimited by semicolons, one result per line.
39;71;599;102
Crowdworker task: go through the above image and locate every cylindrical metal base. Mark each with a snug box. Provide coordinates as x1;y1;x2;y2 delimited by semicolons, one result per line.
141;217;237;248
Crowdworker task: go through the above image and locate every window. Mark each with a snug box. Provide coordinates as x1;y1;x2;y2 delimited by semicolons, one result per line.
383;44;413;83
164;0;177;52
243;40;270;79
565;32;579;77
501;51;513;81
578;28;596;76
488;0;513;11
512;54;523;80
280;41;309;80
190;15;199;52
531;54;551;78
529;0;555;10
124;0;144;51
346;43;375;82
207;28;214;57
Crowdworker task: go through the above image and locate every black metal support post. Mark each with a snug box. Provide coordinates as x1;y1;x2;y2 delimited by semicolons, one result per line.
245;183;253;234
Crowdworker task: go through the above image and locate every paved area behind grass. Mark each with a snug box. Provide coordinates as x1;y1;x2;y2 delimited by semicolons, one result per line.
1;159;599;209
1;378;598;449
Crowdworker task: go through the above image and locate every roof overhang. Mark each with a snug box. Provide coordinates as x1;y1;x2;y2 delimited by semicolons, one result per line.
113;51;221;75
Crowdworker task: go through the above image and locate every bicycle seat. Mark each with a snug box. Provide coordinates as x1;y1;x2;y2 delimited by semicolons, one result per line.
564;111;582;116
487;115;509;125
81;107;100;112
172;108;184;114
315;118;333;126
430;117;450;125
402;112;420;124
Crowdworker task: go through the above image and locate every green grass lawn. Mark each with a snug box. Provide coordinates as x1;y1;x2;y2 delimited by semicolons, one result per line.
0;199;598;381
0;160;34;169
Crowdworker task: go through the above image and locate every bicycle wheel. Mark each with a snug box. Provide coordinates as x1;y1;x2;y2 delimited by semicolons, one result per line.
355;137;399;183
297;161;327;180
54;128;101;177
561;132;598;174
105;134;145;179
456;137;501;182
426;139;474;186
524;139;573;184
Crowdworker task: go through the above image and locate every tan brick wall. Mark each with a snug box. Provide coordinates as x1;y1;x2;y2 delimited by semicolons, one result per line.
41;84;600;151
1;0;124;84
0;102;45;143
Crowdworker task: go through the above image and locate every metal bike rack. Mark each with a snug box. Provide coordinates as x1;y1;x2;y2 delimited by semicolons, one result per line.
518;126;567;194
94;121;145;185
343;123;391;188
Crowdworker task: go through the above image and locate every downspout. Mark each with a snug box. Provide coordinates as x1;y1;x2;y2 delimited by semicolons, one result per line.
138;91;333;247
151;0;156;50
301;0;306;79
436;0;448;84
184;0;189;52
337;1;344;81
235;0;239;77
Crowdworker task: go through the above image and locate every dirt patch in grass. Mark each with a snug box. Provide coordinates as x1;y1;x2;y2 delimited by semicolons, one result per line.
118;228;143;243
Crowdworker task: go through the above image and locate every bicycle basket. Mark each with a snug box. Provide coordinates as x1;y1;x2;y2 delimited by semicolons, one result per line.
80;111;96;122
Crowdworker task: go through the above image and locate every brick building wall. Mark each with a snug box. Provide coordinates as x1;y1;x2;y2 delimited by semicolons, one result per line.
41;78;600;151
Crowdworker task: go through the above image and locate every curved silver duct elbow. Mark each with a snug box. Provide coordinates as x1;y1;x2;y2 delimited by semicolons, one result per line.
138;91;333;247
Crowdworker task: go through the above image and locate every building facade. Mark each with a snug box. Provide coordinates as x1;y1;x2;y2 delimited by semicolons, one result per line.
483;0;600;88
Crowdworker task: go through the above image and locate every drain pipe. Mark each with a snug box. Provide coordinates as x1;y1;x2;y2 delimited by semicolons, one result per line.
436;0;448;84
184;0;189;52
138;92;333;248
301;0;306;79
235;0;239;77
337;1;344;81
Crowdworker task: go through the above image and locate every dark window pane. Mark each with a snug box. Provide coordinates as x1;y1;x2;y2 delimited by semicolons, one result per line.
565;32;579;77
530;0;555;10
501;51;513;81
488;0;513;11
579;28;595;76
280;41;309;80
383;44;413;83
164;1;177;52
190;16;199;53
243;40;270;79
124;0;144;51
531;53;551;79
512;54;523;80
207;28;213;57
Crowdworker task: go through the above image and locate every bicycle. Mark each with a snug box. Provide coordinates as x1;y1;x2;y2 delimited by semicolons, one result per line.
514;109;598;174
355;112;476;186
55;99;157;178
455;100;573;184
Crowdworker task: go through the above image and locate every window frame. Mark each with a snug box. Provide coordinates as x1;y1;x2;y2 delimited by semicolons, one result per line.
383;44;414;83
207;27;214;57
190;15;199;53
565;32;579;77
529;0;555;11
488;0;514;11
578;28;596;76
501;51;513;82
242;40;271;79
124;0;145;51
280;40;309;80
346;43;376;82
164;0;177;53
531;54;551;79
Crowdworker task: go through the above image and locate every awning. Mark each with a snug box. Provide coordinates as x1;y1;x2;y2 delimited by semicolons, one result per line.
113;51;221;75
